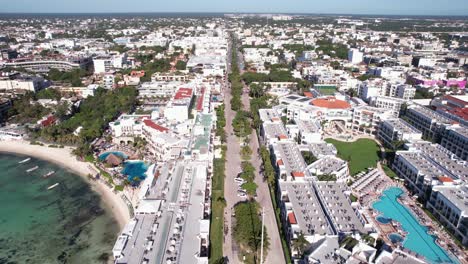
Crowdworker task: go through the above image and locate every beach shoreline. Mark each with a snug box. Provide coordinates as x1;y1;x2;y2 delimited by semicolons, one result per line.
0;140;130;230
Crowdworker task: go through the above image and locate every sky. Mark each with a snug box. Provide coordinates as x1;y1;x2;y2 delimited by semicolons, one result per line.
2;0;468;16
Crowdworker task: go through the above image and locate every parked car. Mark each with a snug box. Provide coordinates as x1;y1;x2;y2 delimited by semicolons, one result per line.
234;178;246;184
237;192;247;198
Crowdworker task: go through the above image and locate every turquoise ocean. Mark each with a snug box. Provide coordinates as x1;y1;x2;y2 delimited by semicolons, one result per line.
0;153;119;264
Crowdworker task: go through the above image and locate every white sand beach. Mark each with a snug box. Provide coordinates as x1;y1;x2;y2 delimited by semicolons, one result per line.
0;140;130;229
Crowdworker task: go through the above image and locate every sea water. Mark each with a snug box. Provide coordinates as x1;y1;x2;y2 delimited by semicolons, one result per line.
0;153;119;264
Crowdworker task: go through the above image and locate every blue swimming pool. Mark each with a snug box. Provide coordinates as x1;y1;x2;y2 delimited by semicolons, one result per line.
121;161;148;184
373;187;456;264
376;215;392;224
388;233;404;244
98;151;128;160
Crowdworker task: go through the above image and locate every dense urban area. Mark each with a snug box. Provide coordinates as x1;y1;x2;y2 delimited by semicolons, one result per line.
0;13;467;264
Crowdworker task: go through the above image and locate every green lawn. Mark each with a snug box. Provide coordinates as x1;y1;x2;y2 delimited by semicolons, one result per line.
209;190;225;263
325;138;380;175
317;87;337;95
209;158;226;263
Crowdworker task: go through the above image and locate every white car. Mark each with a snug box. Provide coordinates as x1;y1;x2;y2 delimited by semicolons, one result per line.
237;192;247;198
234;178;246;184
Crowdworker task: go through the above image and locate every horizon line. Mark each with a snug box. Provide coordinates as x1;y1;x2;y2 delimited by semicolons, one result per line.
0;11;467;18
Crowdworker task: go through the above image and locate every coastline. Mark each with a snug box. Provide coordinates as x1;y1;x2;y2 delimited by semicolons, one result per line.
0;140;130;230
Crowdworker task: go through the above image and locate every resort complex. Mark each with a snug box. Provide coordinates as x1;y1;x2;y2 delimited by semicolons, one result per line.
0;10;468;264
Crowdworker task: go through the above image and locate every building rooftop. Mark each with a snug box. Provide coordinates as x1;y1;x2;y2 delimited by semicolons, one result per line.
310;97;351;109
279;182;332;236
306;142;338;158
272;141;309;180
179;164;209;264
307;236;340;263
384;118;421;134
315;182;366;233
402;142;468;182
447;124;468;138
297;119;321;133
409;105;454;125
263;122;288;141
143;119;169;132
447;108;468;121
115;214;158;264
258;108;282;123
308;156;347;176
174;87;193;100
432;185;468;216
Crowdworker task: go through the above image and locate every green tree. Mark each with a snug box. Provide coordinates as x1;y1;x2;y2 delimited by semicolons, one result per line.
54;101;69;121
301;151;317;165
292;232;310;258
249;83;265;98
175;60;187;70
36;88;62;100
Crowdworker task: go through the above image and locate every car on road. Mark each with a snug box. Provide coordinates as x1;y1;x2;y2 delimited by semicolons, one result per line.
237;192;247;198
234;178;246;184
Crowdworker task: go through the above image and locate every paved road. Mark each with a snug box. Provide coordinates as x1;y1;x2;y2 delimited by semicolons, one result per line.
242;91;286;264
237;40;286;263
222;34;285;264
222;71;245;264
222;37;244;264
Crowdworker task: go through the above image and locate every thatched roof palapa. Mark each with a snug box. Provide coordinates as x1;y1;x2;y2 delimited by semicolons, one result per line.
105;153;123;166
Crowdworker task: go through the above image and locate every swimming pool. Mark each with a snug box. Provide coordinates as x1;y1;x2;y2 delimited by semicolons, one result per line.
388;233;404;244
98;151;128;160
376;215;392;224
373;187;456;264
121;161;148;184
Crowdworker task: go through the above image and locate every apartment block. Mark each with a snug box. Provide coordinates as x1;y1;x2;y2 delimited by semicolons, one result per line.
441;125;468;161
351;106;393;135
405;105;455;142
369;96;406;117
392;142;468;200
378;118;422;148
426;185;468;246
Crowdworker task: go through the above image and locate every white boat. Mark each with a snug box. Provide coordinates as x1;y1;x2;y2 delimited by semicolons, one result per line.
43;171;55;178
47;183;60;190
18;158;31;164
26;166;39;173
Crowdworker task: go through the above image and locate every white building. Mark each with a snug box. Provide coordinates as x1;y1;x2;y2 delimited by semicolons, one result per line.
0;75;46;92
103;73;115;89
93;53;127;74
351;106;394;135
307;156;349;182
392;142;468;200
396;84;416;100
441;125;468;161
405;105;455;142
348;49;363;64
369;96;406;117
378;118;422;148
287;120;322;145
358;80;386;101
164;88;194;122
138;81;183;98
426;185;468;246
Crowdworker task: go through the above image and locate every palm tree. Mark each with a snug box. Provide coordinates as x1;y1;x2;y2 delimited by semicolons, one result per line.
292;232;310;258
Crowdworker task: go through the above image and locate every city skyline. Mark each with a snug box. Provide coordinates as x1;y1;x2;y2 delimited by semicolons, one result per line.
2;0;468;16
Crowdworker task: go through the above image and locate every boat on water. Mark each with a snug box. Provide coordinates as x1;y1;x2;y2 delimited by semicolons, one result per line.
26;166;39;173
42;171;55;178
18;158;31;164
47;183;60;190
